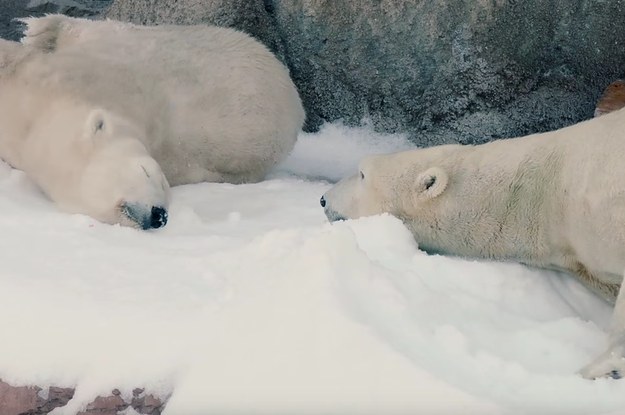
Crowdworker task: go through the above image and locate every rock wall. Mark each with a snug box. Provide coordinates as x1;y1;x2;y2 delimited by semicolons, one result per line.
269;0;625;143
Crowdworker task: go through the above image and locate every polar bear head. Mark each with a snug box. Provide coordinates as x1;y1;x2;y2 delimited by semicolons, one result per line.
24;104;170;229
320;149;450;224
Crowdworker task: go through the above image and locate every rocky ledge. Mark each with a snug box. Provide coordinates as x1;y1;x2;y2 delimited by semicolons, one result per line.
0;380;165;415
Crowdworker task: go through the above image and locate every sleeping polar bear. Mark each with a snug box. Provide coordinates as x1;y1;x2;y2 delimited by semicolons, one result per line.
321;107;625;379
0;15;304;229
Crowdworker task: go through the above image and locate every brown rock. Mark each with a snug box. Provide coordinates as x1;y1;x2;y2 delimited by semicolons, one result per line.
77;393;128;415
0;380;39;415
76;390;166;415
0;379;165;414
595;80;625;117
131;393;164;415
0;380;74;415
34;386;75;414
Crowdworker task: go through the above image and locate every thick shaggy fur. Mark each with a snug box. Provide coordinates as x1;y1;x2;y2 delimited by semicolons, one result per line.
0;15;304;227
19;15;305;185
322;107;625;379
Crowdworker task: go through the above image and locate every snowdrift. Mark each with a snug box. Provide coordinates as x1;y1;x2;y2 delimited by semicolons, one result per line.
1;124;624;414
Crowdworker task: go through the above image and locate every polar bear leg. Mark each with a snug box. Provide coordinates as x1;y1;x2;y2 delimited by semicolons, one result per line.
580;273;625;379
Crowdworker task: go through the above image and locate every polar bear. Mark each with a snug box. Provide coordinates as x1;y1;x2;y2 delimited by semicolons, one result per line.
0;40;170;229
321;107;625;379
0;15;304;228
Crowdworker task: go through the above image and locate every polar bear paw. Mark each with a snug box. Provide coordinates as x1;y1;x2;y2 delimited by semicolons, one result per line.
579;345;625;379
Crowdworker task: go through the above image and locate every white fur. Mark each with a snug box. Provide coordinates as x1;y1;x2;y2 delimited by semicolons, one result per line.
0;69;170;227
322;107;625;379
0;15;304;227
19;14;305;185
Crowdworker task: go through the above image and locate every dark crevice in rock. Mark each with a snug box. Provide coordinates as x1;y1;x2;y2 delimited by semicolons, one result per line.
262;0;275;16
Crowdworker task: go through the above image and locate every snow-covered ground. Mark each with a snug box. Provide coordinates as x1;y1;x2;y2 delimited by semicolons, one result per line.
1;123;625;415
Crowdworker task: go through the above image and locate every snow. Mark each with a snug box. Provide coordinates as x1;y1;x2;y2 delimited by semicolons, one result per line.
1;122;625;414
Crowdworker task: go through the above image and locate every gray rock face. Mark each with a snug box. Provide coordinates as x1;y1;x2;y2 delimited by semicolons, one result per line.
3;0;625;144
0;0;111;41
269;0;625;143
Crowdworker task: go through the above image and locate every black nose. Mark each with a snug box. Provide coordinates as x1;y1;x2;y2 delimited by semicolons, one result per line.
150;206;168;229
320;196;326;208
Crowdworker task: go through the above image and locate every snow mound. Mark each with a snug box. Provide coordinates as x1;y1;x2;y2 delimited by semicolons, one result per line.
0;122;623;414
272;121;414;182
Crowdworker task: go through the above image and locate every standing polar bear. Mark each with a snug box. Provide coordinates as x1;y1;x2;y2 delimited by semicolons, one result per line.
0;15;304;229
321;107;625;379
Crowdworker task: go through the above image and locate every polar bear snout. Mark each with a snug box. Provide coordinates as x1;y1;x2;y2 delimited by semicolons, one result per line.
320;194;347;222
320;174;362;222
120;203;168;230
324;208;347;222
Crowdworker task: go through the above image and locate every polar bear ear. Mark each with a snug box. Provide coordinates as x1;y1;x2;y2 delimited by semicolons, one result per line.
415;167;448;199
84;109;107;138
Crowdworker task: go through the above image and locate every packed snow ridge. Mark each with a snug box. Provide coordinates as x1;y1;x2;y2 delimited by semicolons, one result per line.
1;123;624;415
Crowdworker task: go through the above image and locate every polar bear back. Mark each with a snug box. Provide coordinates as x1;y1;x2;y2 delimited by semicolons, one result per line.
437;110;625;279
21;15;305;185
